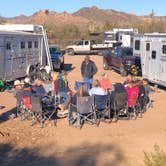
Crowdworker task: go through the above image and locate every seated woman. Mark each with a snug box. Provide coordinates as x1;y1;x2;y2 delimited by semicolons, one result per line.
100;73;111;93
69;84;89;124
89;79;106;96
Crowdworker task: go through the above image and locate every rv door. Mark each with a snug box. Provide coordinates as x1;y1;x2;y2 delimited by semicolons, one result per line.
141;41;152;79
4;39;13;80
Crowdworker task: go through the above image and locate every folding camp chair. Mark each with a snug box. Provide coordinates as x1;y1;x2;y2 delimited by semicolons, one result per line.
68;96;99;129
74;81;92;91
94;95;111;123
128;91;139;120
110;83;129;122
20;95;33;120
31;95;57;127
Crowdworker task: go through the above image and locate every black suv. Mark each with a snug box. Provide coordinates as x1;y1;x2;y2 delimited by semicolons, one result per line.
103;47;141;76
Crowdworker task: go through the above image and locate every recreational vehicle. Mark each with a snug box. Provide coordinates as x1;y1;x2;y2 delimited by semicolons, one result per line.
104;28;138;47
0;24;52;82
133;33;166;87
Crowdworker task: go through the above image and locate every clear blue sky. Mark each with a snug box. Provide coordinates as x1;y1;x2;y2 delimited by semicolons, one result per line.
1;0;165;17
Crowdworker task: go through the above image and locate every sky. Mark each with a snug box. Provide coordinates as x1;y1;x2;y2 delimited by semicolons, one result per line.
0;0;166;17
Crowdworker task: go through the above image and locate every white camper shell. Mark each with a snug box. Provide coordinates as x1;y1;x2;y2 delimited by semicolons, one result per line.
104;28;138;47
0;24;52;82
133;33;166;87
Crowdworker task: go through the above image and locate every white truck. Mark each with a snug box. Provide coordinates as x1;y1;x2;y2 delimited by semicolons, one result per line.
66;40;118;55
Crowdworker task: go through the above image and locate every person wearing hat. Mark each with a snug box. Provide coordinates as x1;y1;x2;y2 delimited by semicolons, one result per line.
81;55;97;84
14;80;24;108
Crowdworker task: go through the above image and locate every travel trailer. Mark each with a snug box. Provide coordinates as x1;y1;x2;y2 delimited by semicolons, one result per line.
104;28;138;47
0;24;52;82
133;33;166;87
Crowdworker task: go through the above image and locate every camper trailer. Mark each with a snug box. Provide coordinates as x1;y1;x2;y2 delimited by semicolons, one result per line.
0;24;52;82
104;28;138;47
133;33;166;87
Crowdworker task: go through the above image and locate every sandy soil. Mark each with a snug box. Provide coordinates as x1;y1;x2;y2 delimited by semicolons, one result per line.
0;54;166;166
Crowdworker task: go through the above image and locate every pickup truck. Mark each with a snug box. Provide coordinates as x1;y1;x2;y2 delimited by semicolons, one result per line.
103;47;141;76
49;45;64;70
66;40;116;55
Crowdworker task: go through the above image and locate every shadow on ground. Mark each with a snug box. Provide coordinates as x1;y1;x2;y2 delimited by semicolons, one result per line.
0;142;125;166
0;107;16;123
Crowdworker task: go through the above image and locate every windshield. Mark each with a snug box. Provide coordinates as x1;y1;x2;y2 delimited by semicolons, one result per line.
49;47;60;54
123;48;133;56
115;47;133;56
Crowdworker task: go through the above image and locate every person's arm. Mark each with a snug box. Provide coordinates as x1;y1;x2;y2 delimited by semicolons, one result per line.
91;61;97;76
81;61;84;76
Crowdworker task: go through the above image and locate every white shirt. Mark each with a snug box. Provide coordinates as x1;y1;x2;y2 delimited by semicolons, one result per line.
89;87;106;96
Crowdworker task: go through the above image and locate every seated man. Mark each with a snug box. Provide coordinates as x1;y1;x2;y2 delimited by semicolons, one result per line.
32;79;46;97
89;79;106;96
56;72;72;117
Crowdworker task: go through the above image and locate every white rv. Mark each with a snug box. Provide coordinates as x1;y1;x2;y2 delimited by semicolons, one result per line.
0;24;52;82
104;28;138;47
133;33;166;87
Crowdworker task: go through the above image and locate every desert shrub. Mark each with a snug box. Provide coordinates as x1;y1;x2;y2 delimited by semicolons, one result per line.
144;145;166;166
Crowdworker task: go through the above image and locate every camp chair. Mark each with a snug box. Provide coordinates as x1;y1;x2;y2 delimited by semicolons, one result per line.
74;81;92;91
110;83;129;122
31;95;57;128
20;95;33;120
128;91;139;120
69;96;98;129
94;95;111;123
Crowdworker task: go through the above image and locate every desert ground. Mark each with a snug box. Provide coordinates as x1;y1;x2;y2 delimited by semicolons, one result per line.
0;54;166;166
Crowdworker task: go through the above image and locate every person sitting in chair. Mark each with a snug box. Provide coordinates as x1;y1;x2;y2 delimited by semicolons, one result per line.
68;84;90;124
32;79;46;97
89;79;106;96
100;73;112;93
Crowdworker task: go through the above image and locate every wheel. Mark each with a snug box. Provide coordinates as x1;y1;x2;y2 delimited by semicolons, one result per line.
67;48;74;56
120;64;127;76
103;59;109;70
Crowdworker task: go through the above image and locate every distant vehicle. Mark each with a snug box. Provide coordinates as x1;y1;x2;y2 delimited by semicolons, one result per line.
0;24;52;82
103;47;141;76
133;33;166;87
49;45;64;70
104;28;138;47
66;40;119;55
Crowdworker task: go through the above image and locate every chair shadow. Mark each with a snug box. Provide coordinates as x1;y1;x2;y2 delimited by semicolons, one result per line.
0;107;17;123
0;142;125;166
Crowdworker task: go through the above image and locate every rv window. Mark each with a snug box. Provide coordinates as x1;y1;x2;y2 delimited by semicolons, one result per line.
146;43;150;51
135;40;140;50
28;41;32;48
162;45;166;54
34;41;38;48
6;43;11;50
152;51;156;59
20;42;25;49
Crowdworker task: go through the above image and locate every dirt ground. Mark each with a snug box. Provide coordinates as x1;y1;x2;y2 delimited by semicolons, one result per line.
0;54;166;166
